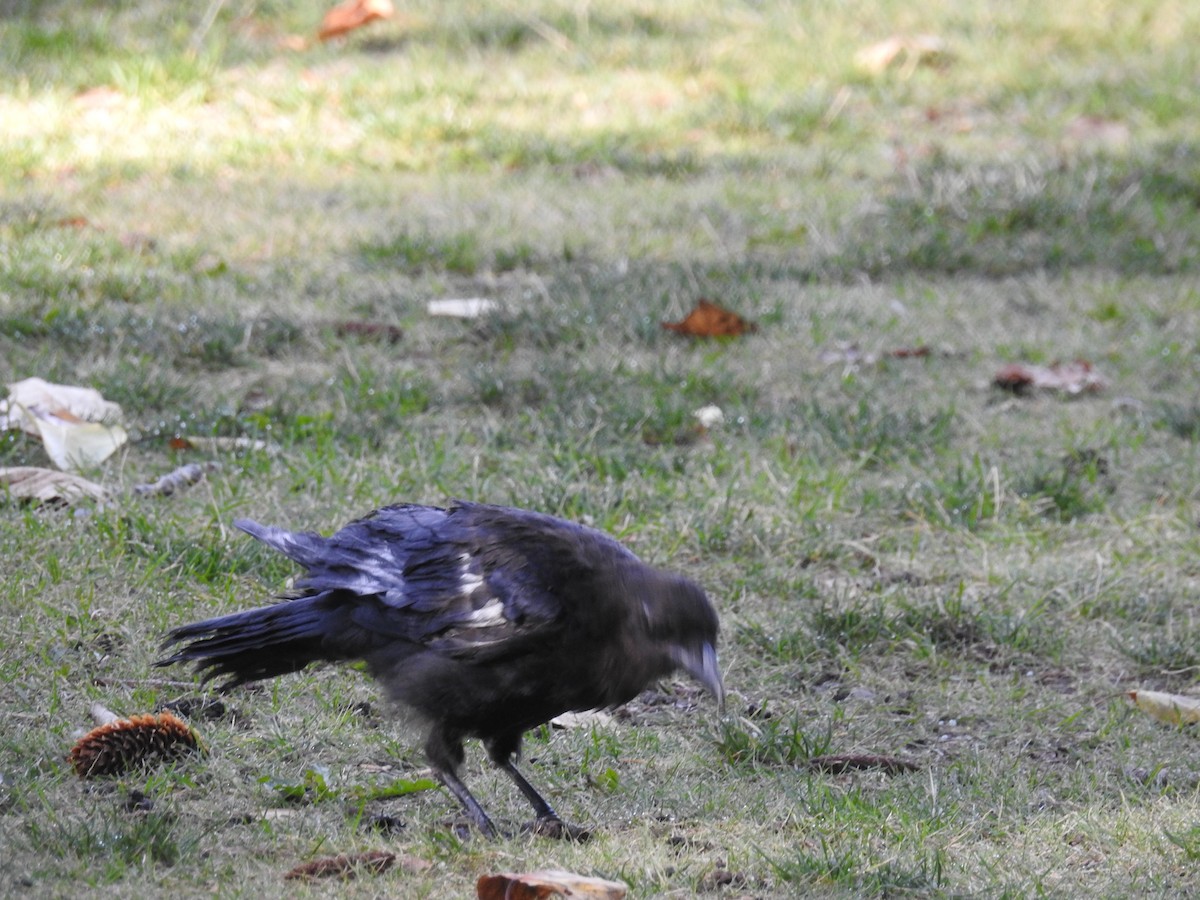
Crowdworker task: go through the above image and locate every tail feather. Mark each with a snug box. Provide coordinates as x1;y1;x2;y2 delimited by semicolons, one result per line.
157;595;340;688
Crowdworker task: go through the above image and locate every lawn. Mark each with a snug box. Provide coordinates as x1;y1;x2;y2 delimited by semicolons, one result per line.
4;0;1200;895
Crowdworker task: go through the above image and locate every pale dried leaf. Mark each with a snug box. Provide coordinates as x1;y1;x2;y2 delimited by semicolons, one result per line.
18;407;128;470
476;870;627;900
427;298;499;318
0;466;109;504
1128;690;1200;726
2;377;123;432
551;710;614;729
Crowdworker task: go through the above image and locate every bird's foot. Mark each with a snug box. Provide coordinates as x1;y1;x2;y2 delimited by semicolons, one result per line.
522;816;591;841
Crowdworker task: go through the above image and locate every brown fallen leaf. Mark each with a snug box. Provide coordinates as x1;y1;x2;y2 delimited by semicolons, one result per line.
317;0;395;41
284;850;397;881
888;345;932;359
477;870;627;900
993;360;1108;396
333;320;404;343
0;466;109;505
661;299;757;338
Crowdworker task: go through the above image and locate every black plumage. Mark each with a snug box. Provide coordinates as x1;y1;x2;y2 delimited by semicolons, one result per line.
158;501;723;837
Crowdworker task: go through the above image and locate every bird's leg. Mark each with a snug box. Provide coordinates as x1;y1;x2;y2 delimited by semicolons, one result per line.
496;758;591;841
496;757;559;820
427;728;497;838
435;767;498;839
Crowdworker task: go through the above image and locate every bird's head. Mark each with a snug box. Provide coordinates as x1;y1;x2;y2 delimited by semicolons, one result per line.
641;572;725;712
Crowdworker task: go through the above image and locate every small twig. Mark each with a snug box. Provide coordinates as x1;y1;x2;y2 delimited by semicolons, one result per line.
133;462;221;497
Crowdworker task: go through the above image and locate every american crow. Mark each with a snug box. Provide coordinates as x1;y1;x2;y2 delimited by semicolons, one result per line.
158;501;723;838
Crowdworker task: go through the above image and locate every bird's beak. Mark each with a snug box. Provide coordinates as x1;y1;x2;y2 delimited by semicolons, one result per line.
679;642;725;713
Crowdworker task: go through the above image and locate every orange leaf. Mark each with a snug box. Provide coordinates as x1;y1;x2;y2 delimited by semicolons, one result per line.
661;299;757;338
317;0;394;41
888;345;932;359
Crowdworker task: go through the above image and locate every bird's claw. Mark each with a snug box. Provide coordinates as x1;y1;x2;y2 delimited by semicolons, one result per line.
522;816;592;841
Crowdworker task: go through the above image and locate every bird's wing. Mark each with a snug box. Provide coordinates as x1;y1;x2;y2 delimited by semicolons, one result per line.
237;503;616;654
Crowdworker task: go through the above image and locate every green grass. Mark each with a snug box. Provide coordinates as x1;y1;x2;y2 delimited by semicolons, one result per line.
5;0;1200;896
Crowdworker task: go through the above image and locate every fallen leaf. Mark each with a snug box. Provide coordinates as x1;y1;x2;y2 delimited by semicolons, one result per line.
1;379;127;470
1128;690;1200;726
476;870;627;900
0;466;109;505
888;346;932;359
333;320;404;343
661;299;757;338
317;0;395;41
2;377;123;431
993;360;1108;396
284;850;396;881
21;409;128;471
854;34;952;76
427;298;499;318
551;710;615;729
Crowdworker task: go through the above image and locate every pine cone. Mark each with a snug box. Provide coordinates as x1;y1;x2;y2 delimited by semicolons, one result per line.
69;711;202;778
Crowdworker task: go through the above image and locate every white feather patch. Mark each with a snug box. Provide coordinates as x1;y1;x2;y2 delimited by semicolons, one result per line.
459;555;485;594
464;597;505;627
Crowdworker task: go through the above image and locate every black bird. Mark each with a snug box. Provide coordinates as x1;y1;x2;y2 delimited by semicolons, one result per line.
158;501;723;838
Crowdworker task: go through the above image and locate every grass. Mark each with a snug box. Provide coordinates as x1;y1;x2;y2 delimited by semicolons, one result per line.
4;0;1200;895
